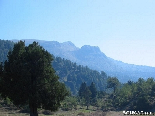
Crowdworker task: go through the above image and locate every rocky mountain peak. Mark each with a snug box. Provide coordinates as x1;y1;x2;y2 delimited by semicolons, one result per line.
81;45;101;53
61;41;79;51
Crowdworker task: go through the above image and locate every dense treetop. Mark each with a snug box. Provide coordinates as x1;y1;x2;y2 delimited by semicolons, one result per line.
0;41;69;116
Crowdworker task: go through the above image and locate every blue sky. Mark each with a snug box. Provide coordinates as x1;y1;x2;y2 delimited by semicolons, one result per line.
0;0;155;67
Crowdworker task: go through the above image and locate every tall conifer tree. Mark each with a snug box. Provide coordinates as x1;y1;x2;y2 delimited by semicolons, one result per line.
0;41;69;116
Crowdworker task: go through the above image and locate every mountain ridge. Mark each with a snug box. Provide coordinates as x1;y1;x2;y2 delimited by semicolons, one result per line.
0;39;108;95
12;39;155;82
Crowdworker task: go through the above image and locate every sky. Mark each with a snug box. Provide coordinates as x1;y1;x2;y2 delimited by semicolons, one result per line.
0;0;155;67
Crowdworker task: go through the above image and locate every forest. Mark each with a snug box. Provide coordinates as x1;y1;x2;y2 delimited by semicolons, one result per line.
0;39;155;116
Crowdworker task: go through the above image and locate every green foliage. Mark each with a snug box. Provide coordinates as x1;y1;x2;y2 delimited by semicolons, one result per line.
101;99;113;111
0;40;108;96
84;87;92;109
111;77;155;111
79;97;86;108
107;77;120;93
52;57;108;95
79;82;87;99
78;82;92;109
97;91;106;99
1;40;155;112
61;96;78;111
5;97;11;106
89;82;97;100
0;41;69;116
89;82;97;106
78;82;99;109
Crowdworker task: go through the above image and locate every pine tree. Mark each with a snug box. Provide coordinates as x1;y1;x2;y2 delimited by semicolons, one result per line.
79;82;87;98
84;86;91;109
107;77;120;93
0;41;69;116
79;82;92;109
89;82;97;105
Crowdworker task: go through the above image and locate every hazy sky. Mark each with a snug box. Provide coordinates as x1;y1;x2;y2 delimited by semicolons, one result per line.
1;0;155;67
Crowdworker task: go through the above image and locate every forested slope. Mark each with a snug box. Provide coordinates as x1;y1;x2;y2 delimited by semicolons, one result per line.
12;39;155;83
0;39;107;95
52;56;107;94
1;40;155;112
0;40;14;62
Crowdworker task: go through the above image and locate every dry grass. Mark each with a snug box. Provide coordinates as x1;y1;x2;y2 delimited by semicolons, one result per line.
0;106;106;116
1;110;151;116
0;105;152;116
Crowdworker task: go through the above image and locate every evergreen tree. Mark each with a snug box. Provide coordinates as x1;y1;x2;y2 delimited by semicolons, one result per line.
84;86;91;110
107;77;120;93
0;41;69;116
89;82;97;99
78;82;92;109
89;82;97;105
79;82;87;98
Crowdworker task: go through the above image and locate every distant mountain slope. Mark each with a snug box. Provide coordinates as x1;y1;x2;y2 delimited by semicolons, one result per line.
0;39;107;95
52;56;107;95
0;40;14;62
13;39;79;61
12;39;155;82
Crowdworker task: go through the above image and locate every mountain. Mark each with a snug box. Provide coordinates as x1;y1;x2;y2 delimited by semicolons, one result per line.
0;39;107;95
13;39;79;61
0;40;14;63
52;57;107;95
12;39;155;82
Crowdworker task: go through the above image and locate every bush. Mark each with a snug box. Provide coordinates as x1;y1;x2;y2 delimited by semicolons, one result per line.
77;112;85;116
61;96;78;111
3;97;11;106
42;110;54;115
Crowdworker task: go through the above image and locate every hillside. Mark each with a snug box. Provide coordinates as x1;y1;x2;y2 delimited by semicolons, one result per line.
1;39;155;112
0;39;107;95
12;39;155;83
0;40;14;63
52;56;107;94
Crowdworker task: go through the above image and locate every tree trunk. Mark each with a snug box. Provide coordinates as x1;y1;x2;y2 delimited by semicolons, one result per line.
29;99;38;116
86;105;89;110
29;69;38;116
29;104;38;116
